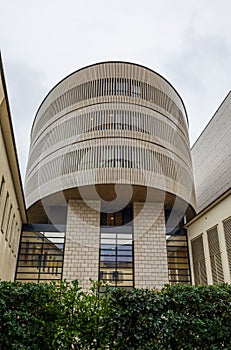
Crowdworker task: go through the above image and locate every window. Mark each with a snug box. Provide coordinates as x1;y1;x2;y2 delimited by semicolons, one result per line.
15;227;65;283
5;204;12;241
131;80;141;97
165;210;191;284
223;217;231;278
207;226;224;284
1;192;9;233
0;176;5;207
101;206;133;226
8;214;15;247
99;206;133;289
116;78;128;96
191;235;207;285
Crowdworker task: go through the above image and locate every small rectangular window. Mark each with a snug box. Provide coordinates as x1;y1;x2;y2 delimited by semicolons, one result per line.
5;204;12;241
1;192;9;233
8;214;15;247
223;217;231;278
191;235;207;285
207;226;224;284
0;176;5;210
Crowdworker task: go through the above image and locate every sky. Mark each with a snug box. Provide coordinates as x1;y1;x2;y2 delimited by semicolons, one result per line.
1;0;231;181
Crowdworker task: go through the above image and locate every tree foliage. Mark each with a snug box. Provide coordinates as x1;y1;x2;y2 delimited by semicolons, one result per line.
0;281;231;349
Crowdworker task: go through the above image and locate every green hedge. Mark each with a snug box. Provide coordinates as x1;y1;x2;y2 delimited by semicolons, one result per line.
0;281;231;349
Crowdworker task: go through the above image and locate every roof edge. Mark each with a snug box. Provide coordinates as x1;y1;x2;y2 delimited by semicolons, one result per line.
0;51;27;223
185;187;231;226
191;90;231;149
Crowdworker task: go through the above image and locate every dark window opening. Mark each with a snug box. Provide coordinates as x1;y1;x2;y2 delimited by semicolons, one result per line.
101;206;133;226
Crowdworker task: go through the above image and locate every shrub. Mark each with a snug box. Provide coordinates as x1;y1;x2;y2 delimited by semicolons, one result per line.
0;281;231;349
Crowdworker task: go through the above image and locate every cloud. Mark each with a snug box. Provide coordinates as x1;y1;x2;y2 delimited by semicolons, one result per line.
3;59;48;181
1;0;231;173
162;29;231;145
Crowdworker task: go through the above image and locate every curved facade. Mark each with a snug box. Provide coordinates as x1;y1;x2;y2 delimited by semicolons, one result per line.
25;62;195;212
23;62;196;289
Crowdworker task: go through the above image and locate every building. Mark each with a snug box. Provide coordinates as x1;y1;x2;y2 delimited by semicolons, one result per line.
0;54;27;281
1;58;230;288
15;62;196;290
187;92;231;285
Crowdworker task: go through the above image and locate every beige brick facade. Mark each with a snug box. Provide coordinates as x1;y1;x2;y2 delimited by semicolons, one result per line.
0;57;26;281
62;199;100;289
133;202;168;289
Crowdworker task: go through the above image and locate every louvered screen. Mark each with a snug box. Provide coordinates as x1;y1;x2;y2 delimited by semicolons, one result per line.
207;226;224;284
223;217;231;278
191;235;207;285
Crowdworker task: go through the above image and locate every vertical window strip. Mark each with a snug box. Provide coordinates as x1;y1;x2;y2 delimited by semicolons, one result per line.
33;77;186;138
223;217;231;278
93;144;96;169
12;221;18;254
134;143;137;169
1;192;9;233
102;78;106;95
14;226;20;256
5;204;12;241
145;148;148;171
93;79;96;98
124;146;127;167
191;235;207;285
102;144;105;168
8;214;15;248
99;207;134;289
0;176;5;208
129;146;133;168
207;226;224;284
82;82;85;100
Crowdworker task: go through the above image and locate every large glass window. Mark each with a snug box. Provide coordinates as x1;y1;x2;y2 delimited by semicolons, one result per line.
165;210;191;284
99;206;133;288
15;224;65;283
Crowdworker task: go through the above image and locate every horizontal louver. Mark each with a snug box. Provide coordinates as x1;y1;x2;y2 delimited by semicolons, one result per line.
207;226;224;284
191;235;207;285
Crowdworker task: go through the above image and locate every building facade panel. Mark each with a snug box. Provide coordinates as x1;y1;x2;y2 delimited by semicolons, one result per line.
0;126;22;280
0;57;26;281
133;202;168;289
192;92;231;213
223;217;231;279
62;200;100;290
187;193;231;284
187;91;231;286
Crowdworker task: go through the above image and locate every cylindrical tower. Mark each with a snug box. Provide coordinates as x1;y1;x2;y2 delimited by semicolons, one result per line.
24;62;196;289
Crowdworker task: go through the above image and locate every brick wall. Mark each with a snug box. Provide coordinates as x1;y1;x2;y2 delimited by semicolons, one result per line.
133;202;168;289
63;200;169;290
62;199;100;290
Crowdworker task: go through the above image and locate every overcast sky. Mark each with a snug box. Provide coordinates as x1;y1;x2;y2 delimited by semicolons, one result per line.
1;0;231;181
